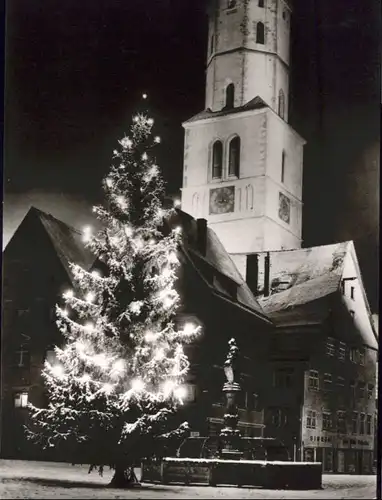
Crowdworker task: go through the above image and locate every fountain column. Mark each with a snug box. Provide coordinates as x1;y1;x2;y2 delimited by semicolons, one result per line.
219;338;243;460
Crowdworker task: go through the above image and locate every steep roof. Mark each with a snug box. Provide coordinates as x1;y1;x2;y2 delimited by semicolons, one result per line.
257;242;350;324
166;210;270;322
183;96;269;124
26;207;95;281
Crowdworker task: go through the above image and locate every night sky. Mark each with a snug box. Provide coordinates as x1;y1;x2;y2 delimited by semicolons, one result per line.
3;0;380;311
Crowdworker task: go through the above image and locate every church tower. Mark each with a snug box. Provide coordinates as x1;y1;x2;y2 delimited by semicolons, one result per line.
181;0;306;254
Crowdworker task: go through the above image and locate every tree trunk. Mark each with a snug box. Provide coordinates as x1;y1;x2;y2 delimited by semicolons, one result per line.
109;465;140;488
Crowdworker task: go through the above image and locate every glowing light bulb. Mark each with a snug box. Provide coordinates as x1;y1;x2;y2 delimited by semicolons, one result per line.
84;322;94;333
163;297;174;309
130;301;142;314
51;365;64;378
86;292;95;303
155;348;165;360
154;136;161;144
145;331;156;342
183;322;196;336
173;226;182;235
142;152;148;160
111;359;125;377
81;374;91;383
134;116;139;122
132;379;145;391
63;289;74;299
120;137;132;149
124;225;133;237
174;386;187;399
61;308;69;317
113;149;119;155
162;380;176;397
173;198;181;208
142;93;148;99
147;118;154;126
103;383;113;394
116;195;127;209
162;267;172;279
168;251;179;264
82;225;93;242
76;341;86;354
93;354;108;369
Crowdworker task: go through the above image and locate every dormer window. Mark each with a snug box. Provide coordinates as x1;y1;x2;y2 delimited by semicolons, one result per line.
256;22;265;44
225;83;235;108
212;140;223;179
228;136;241;177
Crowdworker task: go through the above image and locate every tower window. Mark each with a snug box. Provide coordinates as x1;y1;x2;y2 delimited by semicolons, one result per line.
227;0;236;8
210;35;214;55
212;140;223;179
225;83;235;108
256;22;265;44
281;150;286;183
258;0;265;7
228;136;240;176
278;89;285;119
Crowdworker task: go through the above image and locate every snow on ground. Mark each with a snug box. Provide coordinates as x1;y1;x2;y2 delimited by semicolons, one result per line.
0;460;377;499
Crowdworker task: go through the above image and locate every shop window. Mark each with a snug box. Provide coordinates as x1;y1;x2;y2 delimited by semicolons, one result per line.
306;410;316;429
308;370;319;390
304;448;314;462
326;337;335;356
323;449;333;472
14;392;29;408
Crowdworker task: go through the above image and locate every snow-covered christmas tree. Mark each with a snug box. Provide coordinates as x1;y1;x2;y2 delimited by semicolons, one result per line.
27;100;201;487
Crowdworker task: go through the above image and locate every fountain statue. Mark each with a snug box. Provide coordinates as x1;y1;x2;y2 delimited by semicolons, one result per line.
218;338;244;460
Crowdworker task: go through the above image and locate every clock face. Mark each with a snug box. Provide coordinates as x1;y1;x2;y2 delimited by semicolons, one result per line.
209;186;235;215
278;192;291;224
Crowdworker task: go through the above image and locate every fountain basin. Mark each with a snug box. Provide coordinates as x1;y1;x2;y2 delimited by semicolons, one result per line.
142;457;322;490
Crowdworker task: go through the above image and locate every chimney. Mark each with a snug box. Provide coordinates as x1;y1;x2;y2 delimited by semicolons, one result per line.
246;254;259;296
264;252;271;297
196;218;207;256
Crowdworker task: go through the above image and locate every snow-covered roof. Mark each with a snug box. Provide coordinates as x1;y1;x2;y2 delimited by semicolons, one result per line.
183;96;269;125
167;210;269;322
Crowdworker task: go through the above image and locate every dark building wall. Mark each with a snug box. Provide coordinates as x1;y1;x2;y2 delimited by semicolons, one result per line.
1;219;72;459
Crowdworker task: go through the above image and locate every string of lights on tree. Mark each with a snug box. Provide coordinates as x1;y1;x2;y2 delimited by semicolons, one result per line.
27;94;201;479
